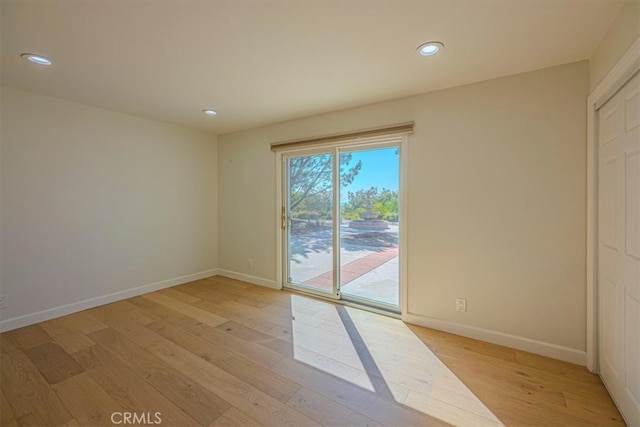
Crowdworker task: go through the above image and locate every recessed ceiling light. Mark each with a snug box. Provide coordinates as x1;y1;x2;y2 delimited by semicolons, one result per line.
21;53;52;66
417;42;444;57
202;109;217;116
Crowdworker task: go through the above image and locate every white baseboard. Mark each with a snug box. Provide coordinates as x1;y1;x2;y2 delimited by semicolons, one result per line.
216;269;278;289
4;267;585;367
404;312;587;366
0;268;220;332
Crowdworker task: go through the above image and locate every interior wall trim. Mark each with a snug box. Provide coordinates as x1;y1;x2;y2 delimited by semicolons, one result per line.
404;313;587;366
0;268;220;332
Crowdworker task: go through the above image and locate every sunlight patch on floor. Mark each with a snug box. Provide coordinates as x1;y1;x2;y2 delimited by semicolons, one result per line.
291;295;374;391
289;295;504;426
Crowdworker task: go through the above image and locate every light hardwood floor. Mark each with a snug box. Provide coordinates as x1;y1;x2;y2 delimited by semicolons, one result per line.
1;276;625;426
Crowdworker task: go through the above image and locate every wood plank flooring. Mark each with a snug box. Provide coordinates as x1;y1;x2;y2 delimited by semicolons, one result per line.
0;276;626;426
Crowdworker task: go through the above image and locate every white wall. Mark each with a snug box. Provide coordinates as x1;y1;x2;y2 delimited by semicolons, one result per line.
589;0;640;91
0;87;218;330
218;61;589;363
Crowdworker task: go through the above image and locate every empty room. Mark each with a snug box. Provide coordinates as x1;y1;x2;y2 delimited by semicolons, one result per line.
1;0;639;426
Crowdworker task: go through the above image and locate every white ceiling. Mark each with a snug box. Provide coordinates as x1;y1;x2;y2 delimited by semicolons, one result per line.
1;0;625;134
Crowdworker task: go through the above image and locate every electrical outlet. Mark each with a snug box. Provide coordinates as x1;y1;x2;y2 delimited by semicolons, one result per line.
456;297;466;312
248;258;253;270
0;295;7;309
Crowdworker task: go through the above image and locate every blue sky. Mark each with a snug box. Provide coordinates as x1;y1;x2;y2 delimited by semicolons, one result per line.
340;147;399;202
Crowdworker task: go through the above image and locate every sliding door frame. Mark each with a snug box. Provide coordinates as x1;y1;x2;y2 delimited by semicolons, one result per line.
275;135;408;316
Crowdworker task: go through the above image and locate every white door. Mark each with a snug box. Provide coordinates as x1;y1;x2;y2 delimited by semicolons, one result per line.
598;69;640;426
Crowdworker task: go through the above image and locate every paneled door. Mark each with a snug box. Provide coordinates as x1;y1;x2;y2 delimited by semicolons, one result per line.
597;69;640;426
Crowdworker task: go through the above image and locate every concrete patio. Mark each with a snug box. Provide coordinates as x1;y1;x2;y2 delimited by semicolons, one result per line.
289;223;399;307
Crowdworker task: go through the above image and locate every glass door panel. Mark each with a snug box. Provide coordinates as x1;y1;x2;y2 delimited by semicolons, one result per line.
285;152;337;297
339;147;400;309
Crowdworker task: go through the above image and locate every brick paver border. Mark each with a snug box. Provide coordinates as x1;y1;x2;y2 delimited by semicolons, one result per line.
303;246;398;291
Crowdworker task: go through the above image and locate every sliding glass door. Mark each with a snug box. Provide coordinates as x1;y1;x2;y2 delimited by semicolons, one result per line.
282;142;400;311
